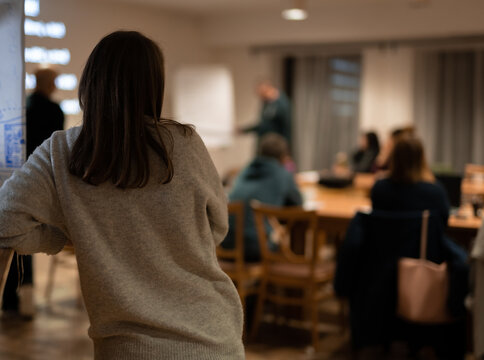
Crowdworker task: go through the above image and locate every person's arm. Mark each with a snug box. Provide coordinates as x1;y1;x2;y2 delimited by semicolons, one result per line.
207;185;229;246
0;138;68;254
239;123;261;134
191;133;229;246
352;150;376;173
370;179;383;209
436;184;450;224
284;172;303;206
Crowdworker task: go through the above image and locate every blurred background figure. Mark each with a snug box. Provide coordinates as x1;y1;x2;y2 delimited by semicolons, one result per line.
26;67;65;156
375;126;415;171
222;133;302;263
372;135;447;222
2;67;64;319
240;80;292;151
351;131;380;173
369;135;468;359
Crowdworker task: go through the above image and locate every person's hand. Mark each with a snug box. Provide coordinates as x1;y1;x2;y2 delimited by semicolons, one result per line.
234;126;245;136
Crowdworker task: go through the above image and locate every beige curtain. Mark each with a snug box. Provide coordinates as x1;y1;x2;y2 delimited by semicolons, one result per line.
414;50;484;172
293;57;361;171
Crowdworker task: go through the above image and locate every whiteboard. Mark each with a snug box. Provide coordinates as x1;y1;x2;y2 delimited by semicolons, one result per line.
173;66;234;148
0;0;25;183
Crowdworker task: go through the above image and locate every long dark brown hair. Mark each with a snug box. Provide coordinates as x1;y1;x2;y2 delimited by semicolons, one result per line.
69;31;192;188
389;135;434;184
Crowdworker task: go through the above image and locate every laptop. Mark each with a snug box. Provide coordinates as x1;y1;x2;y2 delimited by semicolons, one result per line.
434;173;462;210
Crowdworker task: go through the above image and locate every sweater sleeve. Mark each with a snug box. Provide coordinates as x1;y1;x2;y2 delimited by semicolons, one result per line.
207;186;228;246
190;132;228;246
0;138;68;254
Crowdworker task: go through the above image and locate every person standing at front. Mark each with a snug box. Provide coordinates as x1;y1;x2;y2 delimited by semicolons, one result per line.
2;67;65;318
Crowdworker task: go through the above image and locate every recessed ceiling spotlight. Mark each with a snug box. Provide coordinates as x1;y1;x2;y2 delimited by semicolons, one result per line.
282;0;308;21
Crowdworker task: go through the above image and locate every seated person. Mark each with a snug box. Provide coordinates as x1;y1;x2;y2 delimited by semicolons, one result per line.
371;134;449;224
375;125;415;171
351;131;380;173
221;133;302;262
369;135;467;359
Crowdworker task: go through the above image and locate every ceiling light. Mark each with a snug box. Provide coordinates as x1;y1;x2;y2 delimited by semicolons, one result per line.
282;0;308;21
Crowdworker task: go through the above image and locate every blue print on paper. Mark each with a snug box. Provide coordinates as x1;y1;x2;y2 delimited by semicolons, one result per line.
4;123;24;168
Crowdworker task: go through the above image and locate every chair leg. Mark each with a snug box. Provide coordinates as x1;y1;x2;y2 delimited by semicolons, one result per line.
76;276;83;308
44;256;58;305
250;279;267;341
338;298;347;334
309;287;320;352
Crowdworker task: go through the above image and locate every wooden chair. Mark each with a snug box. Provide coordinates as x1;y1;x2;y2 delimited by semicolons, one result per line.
250;202;335;351
216;202;263;320
45;246;82;307
0;249;14;308
465;164;484;180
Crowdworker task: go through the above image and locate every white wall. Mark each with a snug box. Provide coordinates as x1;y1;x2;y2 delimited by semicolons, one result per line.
208;48;276;176
202;0;484;47
359;46;416;142
203;0;482;168
28;0;484;174
25;0;213;129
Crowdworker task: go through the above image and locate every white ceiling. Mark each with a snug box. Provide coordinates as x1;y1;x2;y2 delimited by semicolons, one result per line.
99;0;411;16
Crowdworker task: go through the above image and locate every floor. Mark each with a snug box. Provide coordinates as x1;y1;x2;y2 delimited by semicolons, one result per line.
0;252;350;360
0;253;475;360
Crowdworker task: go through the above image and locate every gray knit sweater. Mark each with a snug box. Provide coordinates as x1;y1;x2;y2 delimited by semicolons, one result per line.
0;124;244;359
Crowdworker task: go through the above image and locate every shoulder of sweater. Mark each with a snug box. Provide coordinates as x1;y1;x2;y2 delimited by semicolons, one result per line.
50;126;81;145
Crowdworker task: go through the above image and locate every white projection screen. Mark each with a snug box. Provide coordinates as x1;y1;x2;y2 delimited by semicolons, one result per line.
173;66;234;148
0;0;25;184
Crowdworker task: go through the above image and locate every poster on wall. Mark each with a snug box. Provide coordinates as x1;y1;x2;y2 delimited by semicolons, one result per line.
173;65;234;148
0;0;25;184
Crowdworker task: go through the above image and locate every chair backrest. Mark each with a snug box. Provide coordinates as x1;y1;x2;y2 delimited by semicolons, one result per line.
434;173;462;208
251;201;319;272
335;210;447;348
0;249;14;307
465;163;484;180
216;202;245;271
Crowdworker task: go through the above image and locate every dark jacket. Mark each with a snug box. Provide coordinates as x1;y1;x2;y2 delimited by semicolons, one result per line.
351;149;378;173
244;93;292;149
334;210;468;357
371;178;450;224
26;92;64;156
222;157;302;261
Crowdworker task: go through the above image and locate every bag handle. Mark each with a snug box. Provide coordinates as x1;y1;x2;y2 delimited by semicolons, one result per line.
420;210;430;260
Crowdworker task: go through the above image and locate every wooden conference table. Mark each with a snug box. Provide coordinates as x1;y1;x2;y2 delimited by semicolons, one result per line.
296;172;483;249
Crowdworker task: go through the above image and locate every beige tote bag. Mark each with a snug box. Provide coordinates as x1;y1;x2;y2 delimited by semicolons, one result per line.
397;210;451;323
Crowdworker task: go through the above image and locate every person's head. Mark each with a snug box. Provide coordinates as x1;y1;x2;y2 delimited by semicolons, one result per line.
34;67;58;97
259;133;289;163
389;135;434;184
69;30;191;188
256;80;279;101
359;131;379;152
391;125;415;141
366;132;380;153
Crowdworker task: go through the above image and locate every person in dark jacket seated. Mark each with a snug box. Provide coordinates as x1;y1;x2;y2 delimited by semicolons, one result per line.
335;135;468;360
222;133;302;262
351;131;380;173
